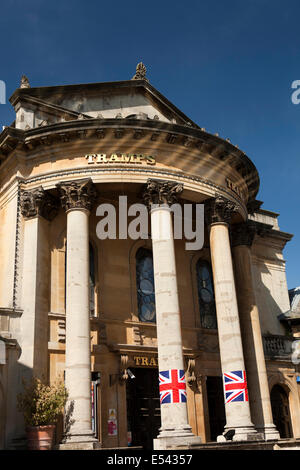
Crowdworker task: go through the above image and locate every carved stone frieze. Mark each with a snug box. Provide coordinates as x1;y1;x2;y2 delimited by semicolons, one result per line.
20;186;59;221
56;178;97;212
142;179;183;207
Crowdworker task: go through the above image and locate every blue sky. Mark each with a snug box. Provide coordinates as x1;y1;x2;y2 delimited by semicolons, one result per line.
0;0;299;289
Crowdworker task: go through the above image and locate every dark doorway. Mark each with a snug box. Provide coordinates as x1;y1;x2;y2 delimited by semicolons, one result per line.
271;384;293;438
126;368;161;449
206;376;226;441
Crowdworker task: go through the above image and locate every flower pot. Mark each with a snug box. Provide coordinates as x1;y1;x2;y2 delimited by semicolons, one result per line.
26;425;56;450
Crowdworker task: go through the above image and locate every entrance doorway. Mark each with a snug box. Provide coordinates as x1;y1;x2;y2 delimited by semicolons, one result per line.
206;376;226;441
126;368;161;449
270;384;293;438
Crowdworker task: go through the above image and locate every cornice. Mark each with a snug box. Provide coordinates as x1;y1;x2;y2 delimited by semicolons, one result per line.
0;118;260;201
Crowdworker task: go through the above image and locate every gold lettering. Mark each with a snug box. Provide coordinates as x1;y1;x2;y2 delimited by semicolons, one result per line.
96;154;107;163
119;154;131;163
109;154;119;162
86;154;96;164
130;154;143;164
134;356;141;366
85;153;156;165
132;356;158;367
149;357;157;367
146;156;156;165
141;357;149;366
226;178;242;198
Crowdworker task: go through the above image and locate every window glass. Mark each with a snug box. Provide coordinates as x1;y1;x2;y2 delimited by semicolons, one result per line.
136;248;156;323
196;259;217;329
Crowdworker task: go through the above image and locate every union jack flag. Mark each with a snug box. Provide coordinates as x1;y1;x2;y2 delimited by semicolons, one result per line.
223;370;248;404
159;369;187;404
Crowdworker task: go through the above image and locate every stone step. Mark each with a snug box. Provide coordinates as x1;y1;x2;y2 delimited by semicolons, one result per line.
189;438;300;451
6;438;27;450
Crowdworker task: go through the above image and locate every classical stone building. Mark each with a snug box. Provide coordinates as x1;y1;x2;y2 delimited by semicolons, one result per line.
0;64;300;450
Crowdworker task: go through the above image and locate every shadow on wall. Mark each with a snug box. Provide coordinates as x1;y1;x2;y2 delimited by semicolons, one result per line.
234;256;293;433
0;342;70;450
252;261;288;336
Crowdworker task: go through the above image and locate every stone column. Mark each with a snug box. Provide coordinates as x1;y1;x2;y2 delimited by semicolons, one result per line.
143;179;201;450
231;222;279;440
205;195;257;441
57;179;97;443
20;187;58;379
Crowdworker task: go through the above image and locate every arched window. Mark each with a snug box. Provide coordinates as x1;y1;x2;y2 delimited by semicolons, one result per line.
196;259;217;329
136;247;156;323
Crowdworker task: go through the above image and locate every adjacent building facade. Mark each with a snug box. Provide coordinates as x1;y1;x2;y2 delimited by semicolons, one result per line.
0;65;299;449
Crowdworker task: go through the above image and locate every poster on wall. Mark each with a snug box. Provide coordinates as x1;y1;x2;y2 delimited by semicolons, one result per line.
108;408;118;436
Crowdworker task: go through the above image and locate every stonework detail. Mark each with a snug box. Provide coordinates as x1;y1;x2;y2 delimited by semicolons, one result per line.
205;195;238;225
20;74;30;89
142;179;183;207
132;62;148;81
186;359;196;388
56;179;97;212
20;186;59;221
120;354;129;382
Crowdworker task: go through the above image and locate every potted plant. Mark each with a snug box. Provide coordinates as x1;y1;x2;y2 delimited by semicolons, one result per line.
17;377;68;450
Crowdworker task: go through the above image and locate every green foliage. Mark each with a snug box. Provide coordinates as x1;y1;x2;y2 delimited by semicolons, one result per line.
17;377;68;426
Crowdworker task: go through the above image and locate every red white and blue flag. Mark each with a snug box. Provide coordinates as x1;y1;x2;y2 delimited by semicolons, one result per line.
159;369;187;404
223;370;248;404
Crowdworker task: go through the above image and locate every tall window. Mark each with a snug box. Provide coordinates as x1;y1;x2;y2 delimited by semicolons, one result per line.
196;259;217;329
136;247;156;323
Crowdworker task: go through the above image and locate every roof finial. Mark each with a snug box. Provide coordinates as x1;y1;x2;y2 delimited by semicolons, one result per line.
20;75;30;89
132;62;149;81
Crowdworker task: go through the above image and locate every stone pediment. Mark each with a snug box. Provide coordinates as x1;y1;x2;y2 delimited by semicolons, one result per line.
10;79;198;130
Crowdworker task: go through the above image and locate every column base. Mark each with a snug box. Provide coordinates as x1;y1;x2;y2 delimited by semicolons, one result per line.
217;426;264;442
260;424;280;441
63;429;98;444
153;427;201;450
58;441;102;450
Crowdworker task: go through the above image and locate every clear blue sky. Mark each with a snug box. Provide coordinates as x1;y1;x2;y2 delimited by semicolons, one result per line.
0;0;299;289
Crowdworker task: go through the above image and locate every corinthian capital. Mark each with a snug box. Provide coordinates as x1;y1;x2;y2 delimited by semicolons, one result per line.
205;195;238;225
56;178;97;212
142;179;183;207
20;187;59;221
231;222;257;247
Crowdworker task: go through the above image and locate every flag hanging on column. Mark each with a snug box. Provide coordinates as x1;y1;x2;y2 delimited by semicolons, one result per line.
223;370;248;403
159;369;187;404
